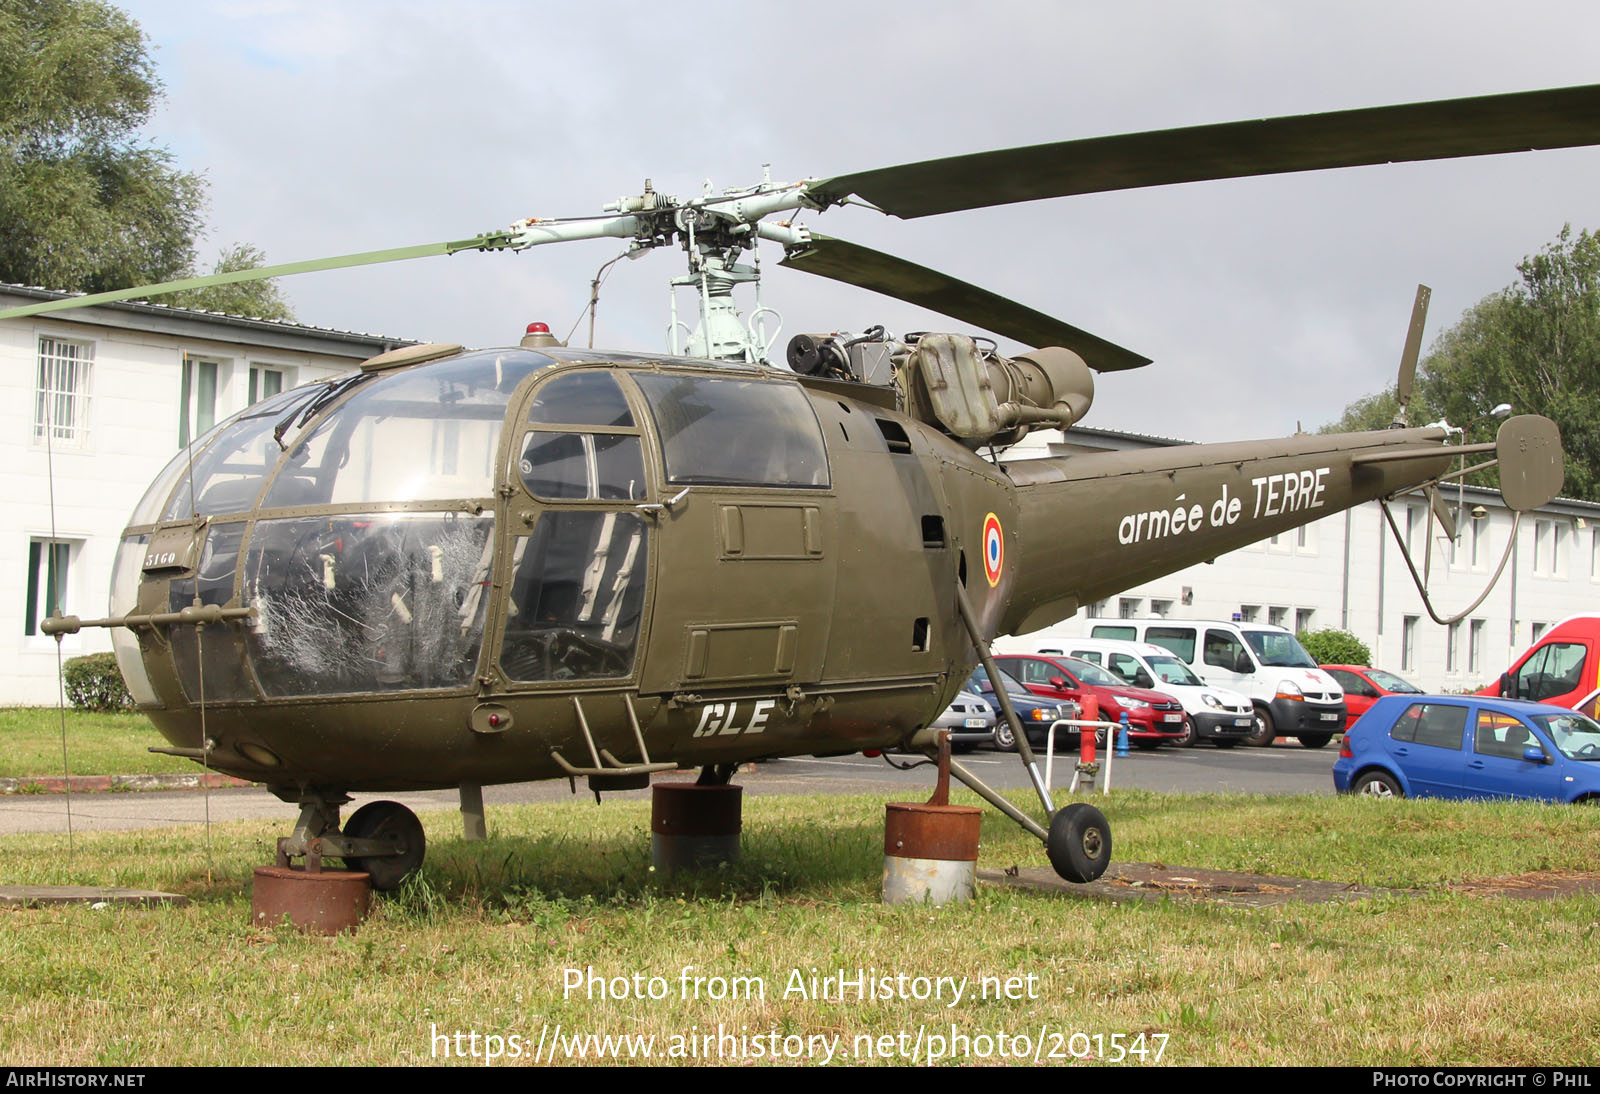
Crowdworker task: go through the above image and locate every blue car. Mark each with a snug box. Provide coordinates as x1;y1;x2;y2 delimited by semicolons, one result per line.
1333;694;1600;803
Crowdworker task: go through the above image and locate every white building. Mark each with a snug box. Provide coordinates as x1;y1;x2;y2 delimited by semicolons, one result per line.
4;284;409;705
1010;426;1600;692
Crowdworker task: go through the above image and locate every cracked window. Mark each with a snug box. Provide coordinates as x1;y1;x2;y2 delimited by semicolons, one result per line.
243;513;494;696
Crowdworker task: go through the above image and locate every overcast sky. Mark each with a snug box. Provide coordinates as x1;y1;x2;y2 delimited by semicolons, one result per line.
113;0;1600;442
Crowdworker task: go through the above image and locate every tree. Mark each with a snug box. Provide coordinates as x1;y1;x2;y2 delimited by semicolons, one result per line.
1322;225;1600;500
167;243;296;321
0;0;293;319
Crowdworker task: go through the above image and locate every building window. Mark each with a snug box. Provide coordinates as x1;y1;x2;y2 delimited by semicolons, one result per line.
1469;619;1485;674
1470;518;1486;569
1402;615;1418;672
24;539;73;635
1268;606;1288;629
1533;519;1551;575
1446;621;1461;673
34;337;94;449
1592;528;1600;581
1238;604;1260;623
1118;597;1142;619
1086;599;1107;619
1405;505;1423;555
248;365;284;405
1532;622;1548;642
1295;608;1315;635
1554;523;1567;576
180;356;221;448
1150;599;1173;618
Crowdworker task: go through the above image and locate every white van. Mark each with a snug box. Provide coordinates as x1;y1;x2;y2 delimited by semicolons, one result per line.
1085;619;1347;748
1040;637;1255;748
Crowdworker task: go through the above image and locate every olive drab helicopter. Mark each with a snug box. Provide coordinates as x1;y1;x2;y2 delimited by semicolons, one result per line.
6;84;1593;889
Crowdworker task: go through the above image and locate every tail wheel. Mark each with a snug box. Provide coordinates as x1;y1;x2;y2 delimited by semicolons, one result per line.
343;800;426;891
1046;802;1113;883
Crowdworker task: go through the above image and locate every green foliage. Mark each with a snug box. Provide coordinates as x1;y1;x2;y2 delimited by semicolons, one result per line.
61;652;131;712
1298;627;1372;666
167;243;296;321
0;0;292;319
1323;225;1600;500
0;0;202;291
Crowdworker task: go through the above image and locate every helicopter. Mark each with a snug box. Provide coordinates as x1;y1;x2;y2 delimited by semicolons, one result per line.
5;83;1591;890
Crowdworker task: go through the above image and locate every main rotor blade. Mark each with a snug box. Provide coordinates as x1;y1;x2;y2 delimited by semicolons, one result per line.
779;233;1149;371
0;232;516;321
811;84;1600;219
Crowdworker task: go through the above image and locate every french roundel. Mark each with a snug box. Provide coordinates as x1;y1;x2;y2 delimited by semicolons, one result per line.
982;513;1004;587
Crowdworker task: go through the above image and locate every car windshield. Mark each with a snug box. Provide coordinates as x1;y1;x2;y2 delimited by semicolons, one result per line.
1147;654;1202;686
1243;630;1317;668
1063;657;1119;687
1367;669;1422;693
1530;712;1600;760
968;666;1029;696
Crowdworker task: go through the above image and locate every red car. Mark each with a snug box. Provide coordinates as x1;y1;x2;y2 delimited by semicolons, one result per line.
994;653;1187;746
1321;665;1423;727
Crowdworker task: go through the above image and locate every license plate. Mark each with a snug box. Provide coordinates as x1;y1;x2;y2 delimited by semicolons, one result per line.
1233;718;1251;727
1320;712;1340;722
1163;713;1182;723
964;718;987;728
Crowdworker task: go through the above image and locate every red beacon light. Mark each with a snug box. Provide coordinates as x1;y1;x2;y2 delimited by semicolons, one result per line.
520;320;564;349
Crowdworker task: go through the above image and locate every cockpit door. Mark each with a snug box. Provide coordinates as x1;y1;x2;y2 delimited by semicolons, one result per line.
626;371;838;694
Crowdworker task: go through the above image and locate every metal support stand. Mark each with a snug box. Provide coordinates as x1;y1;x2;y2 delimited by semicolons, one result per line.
883;731;981;905
460;782;486;841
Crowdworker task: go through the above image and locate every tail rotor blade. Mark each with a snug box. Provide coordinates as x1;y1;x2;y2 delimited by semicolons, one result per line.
1392;284;1431;426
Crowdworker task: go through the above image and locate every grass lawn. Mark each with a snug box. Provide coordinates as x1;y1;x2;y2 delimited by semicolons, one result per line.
0;708;200;778
3;788;1599;1066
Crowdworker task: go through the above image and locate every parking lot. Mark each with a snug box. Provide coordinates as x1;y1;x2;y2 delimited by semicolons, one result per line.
0;740;1338;837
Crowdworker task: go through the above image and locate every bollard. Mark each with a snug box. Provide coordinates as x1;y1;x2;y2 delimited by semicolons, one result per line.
1116;712;1131;757
651;782;742;873
251;865;370;935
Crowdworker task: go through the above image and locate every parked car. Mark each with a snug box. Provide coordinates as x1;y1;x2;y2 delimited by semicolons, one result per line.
991;652;1187;748
1322;665;1422;726
1084;618;1346;747
1018;638;1254;748
963;666;1079;752
1475;614;1600;715
1333;694;1600;803
931;690;995;751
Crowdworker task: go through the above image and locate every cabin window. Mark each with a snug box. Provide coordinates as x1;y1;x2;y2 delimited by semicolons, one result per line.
633;373;829;488
263;351;541;508
243;513;495;696
500;511;649;682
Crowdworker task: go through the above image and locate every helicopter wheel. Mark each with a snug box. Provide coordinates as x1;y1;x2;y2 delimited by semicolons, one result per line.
343;800;426;892
1046;802;1112;884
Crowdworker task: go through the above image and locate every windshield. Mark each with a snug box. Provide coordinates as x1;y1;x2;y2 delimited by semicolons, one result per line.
1531;712;1600;760
1243;630;1317;668
1367;669;1422;694
968;666;1029;696
1063;657;1119;687
1147;654;1202;686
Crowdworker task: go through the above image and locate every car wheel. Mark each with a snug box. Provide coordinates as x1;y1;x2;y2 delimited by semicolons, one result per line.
1245;705;1276;747
1353;770;1403;799
1172;716;1198;749
1297;733;1333;749
1046;802;1113;883
992;720;1016;752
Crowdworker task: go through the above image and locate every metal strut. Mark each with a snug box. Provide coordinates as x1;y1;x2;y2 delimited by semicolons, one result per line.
953;582;1057;822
